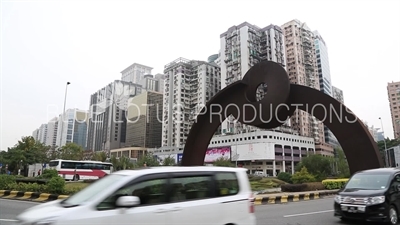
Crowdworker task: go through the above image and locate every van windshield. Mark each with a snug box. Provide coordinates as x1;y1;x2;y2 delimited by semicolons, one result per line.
60;174;126;207
345;173;391;190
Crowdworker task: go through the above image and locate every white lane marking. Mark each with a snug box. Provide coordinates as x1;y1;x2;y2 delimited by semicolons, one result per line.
283;209;334;218
0;219;18;222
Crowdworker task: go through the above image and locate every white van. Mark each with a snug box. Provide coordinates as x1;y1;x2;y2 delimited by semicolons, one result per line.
16;166;256;225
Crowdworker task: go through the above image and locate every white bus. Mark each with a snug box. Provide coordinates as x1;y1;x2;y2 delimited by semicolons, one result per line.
48;159;113;181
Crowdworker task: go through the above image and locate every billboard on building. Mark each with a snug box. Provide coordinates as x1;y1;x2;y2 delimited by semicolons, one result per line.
204;146;231;163
231;143;275;161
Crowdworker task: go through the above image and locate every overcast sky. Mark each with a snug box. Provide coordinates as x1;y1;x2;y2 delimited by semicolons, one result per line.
1;0;400;150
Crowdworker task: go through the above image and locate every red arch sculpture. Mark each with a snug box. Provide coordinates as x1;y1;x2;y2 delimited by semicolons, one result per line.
181;60;383;175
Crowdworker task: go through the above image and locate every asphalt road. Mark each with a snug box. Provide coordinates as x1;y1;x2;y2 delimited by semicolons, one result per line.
0;197;370;225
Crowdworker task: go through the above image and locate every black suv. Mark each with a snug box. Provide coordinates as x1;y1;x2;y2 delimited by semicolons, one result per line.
334;168;400;224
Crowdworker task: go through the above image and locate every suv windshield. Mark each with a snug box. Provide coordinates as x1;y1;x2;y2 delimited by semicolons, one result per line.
61;174;126;207
345;173;391;190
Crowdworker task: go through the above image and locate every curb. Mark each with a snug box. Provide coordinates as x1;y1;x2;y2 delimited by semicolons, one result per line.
0;190;69;202
254;190;339;205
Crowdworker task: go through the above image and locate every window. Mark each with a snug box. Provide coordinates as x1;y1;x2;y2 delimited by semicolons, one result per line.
97;177;168;210
49;161;59;167
169;175;212;202
215;172;239;197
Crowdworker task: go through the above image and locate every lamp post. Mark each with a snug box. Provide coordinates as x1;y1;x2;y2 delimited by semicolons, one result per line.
379;117;389;167
59;82;71;149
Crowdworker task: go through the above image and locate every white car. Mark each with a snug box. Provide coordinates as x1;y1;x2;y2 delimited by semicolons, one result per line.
16;166;257;225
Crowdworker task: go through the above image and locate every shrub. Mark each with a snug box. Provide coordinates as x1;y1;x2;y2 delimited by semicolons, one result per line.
15;178;47;185
277;172;292;184
41;169;59;179
304;182;326;191
281;184;307;192
0;175;16;190
248;174;262;181
63;186;83;195
291;167;316;184
47;176;65;194
8;183;47;193
322;178;349;190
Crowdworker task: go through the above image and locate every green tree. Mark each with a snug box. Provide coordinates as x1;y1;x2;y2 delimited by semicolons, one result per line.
162;155;176;166
119;155;134;170
93;152;108;162
335;148;350;178
213;157;235;167
291;167;316;184
136;152;160;167
59;143;84;160
3;136;50;174
295;154;332;181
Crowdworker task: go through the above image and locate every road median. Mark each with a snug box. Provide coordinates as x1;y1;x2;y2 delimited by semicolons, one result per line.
1;189;339;204
254;189;339;205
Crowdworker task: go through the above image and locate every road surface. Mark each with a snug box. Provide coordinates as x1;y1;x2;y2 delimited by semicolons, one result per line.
0;197;368;225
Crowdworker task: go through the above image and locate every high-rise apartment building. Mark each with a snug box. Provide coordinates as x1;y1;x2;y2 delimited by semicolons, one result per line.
162;57;221;148
32;129;39;141
219;22;286;134
332;86;344;103
45;117;58;148
139;74;165;93
86;80;142;152
282;19;333;156
56;108;88;149
125;91;163;148
37;124;48;144
387;81;400;139
314;31;333;96
121;63;153;84
313;30;339;148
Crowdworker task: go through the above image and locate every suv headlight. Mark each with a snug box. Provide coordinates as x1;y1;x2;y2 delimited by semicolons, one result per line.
334;195;342;203
365;196;385;206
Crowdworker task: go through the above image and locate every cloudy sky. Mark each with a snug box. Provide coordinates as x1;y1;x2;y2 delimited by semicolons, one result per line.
1;0;399;150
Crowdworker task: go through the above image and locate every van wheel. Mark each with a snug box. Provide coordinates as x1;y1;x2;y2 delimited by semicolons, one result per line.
389;205;398;225
73;175;80;181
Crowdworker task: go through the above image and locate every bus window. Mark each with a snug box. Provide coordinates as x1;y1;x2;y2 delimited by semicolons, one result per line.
49;161;59;167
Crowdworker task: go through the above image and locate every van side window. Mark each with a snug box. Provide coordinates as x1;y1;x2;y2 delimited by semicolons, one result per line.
392;174;400;191
96;178;168;210
169;175;212;202
215;172;239;197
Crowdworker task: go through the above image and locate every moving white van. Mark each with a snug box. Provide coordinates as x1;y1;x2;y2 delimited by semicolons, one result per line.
16;166;256;225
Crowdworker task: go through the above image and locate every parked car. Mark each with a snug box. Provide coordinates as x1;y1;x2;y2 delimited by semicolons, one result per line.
334;167;400;224
16;166;256;225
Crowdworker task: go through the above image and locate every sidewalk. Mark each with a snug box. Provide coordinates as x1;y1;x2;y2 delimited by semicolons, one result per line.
254;189;339;205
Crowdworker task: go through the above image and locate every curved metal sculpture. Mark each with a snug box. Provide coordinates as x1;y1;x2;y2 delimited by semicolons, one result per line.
181;60;383;175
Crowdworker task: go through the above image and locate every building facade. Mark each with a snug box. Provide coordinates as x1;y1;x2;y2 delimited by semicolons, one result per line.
387;81;400;139
332;86;344;103
313;30;340;149
121;63;153;84
37;124;48;144
162;57;221;148
219;22;286;134
125;91;163;148
86;80;142;152
56;108;88;149
139;74;165;93
281;19;334;156
45;117;58;148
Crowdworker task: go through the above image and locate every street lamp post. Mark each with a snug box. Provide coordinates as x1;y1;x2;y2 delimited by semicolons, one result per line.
379;117;389;167
59;82;71;149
